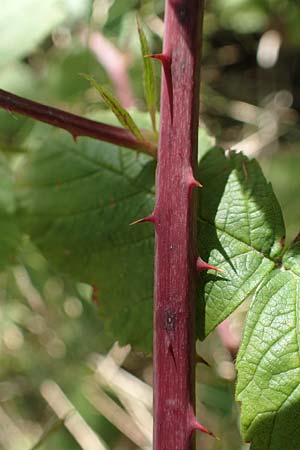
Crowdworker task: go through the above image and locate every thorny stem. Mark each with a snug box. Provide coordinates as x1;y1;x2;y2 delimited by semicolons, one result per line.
0;89;157;157
152;1;207;449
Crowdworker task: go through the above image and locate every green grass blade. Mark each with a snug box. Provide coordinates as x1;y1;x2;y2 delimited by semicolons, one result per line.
82;74;144;142
136;17;157;133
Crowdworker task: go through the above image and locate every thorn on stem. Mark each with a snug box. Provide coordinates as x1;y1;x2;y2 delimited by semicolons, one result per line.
195;354;210;367
146;53;173;119
91;284;100;306
190;418;219;440
189;178;203;189
196;257;223;273
71;132;78;143
130;214;155;226
188;406;219;440
186;171;203;199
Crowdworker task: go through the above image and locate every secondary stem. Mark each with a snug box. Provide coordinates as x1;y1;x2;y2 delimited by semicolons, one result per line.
0;89;156;157
153;1;205;450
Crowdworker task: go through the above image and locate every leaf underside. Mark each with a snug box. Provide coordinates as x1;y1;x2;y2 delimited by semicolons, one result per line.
17;131;155;349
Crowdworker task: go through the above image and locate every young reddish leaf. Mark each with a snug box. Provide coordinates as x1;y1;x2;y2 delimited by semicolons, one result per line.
82;74;144;142
136;16;157;133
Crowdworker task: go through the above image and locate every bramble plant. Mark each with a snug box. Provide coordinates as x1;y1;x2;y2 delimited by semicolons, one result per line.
1;1;300;449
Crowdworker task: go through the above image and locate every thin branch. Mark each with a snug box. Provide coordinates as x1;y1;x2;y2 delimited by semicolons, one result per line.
0;89;157;157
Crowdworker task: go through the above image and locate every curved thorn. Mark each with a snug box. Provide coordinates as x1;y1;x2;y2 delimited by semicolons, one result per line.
196;256;223;273
130;214;155;226
145;53;169;64
185;170;203;192
188;406;219;440
195;354;210;367
146;53;173;119
71;133;78;143
190;178;203;188
190;418;219;440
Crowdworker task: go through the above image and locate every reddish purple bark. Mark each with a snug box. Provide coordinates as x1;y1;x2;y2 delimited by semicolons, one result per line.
153;1;208;449
0;89;156;157
0;3;212;446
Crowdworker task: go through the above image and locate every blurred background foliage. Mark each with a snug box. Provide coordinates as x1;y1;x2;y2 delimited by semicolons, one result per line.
0;0;299;449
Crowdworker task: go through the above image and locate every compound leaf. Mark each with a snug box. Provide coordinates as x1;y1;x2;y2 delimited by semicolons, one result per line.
198;149;285;336
236;242;300;449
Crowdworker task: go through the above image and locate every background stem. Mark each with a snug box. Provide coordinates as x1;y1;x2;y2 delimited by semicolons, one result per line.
0;89;156;157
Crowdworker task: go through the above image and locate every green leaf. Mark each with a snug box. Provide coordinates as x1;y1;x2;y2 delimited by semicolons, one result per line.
198;128;216;160
0;153;20;269
136;17;157;133
30;415;67;450
103;0;139;36
261;151;300;243
15;127;213;350
198;149;285;336
0;0;64;67
17;142;286;350
16;132;155;349
236;242;300;449
82;74;145;142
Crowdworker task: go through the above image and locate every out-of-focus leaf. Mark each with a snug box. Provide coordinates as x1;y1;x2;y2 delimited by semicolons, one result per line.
137;17;157;133
0;0;65;67
198;128;216;160
260;151;300;243
30;415;67;450
103;0;139;36
16;132;155;349
0;154;21;269
82;74;144;142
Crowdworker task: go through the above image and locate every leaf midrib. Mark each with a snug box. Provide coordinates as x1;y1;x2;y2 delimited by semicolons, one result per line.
199;217;278;263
